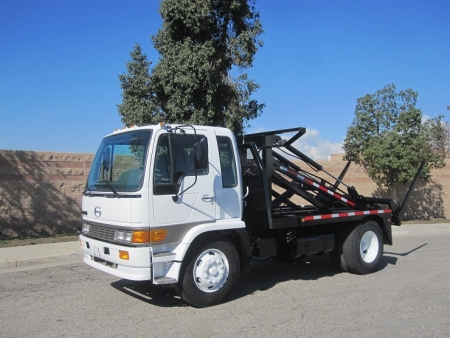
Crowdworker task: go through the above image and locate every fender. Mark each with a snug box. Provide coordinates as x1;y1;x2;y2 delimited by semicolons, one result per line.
180;219;245;249
160;219;246;282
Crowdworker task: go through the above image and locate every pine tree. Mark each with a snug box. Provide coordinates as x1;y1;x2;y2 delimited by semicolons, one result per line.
117;44;162;127
118;0;264;135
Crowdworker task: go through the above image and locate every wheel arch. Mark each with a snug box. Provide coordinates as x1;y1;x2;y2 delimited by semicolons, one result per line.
363;215;392;245
333;216;392;246
174;220;246;262
181;229;252;271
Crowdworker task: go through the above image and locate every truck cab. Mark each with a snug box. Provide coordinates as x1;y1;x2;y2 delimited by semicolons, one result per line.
80;124;246;297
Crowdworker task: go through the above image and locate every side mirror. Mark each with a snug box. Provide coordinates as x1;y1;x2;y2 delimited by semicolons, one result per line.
195;136;208;169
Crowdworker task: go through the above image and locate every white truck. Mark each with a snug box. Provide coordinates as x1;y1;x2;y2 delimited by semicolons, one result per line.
79;123;421;307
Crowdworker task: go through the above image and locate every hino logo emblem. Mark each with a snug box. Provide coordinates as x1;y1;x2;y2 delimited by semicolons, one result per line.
94;206;101;218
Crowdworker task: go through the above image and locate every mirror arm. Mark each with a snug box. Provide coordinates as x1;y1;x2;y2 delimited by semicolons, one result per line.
172;173;197;202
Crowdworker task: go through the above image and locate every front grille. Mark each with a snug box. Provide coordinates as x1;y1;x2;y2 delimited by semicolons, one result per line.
88;224;116;242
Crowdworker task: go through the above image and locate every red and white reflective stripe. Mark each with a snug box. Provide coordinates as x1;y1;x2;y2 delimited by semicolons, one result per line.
302;209;393;222
280;166;356;207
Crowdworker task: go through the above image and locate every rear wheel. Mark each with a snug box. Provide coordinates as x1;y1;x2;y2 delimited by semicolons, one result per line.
178;238;240;308
329;230;348;272
342;220;384;274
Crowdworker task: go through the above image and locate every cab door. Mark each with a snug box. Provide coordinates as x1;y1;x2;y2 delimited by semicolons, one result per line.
151;129;216;226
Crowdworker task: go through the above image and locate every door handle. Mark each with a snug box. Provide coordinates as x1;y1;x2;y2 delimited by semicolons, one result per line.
243;186;249;198
201;195;214;202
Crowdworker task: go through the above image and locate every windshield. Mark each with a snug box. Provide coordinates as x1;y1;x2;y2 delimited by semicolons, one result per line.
86;130;152;193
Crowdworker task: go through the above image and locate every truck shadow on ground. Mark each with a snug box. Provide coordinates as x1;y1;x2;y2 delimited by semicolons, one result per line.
109;252;401;308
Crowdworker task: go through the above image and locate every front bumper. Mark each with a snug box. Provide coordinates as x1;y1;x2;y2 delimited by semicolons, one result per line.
79;234;151;281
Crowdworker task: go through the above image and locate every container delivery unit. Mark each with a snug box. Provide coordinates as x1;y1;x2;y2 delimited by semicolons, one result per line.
79;124;421;307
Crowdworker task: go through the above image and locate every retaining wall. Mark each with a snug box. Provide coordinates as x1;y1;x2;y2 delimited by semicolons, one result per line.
0;150;93;238
0;150;448;238
318;155;449;220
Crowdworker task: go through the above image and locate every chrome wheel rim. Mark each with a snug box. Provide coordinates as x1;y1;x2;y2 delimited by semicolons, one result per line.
193;249;229;292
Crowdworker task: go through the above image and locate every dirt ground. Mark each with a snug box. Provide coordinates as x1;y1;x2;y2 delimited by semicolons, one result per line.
1;219;449;249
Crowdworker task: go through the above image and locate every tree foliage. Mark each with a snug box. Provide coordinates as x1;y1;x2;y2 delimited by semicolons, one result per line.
424;116;450;159
343;84;445;189
117;44;161;126
118;0;264;135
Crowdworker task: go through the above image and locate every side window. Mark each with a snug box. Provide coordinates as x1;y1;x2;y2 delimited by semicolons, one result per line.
153;133;209;195
217;136;237;188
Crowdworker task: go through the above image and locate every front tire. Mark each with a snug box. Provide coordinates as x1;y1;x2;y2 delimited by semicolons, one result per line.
178;237;240;308
342;220;384;275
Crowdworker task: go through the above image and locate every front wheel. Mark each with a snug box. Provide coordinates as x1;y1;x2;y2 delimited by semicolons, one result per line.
178;238;240;308
342;220;384;275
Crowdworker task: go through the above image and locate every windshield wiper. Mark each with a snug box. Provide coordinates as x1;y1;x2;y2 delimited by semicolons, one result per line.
84;181;121;198
101;181;120;198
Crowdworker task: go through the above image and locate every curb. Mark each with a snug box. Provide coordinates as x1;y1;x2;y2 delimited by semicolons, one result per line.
392;223;450;237
0;252;83;270
0;241;83;270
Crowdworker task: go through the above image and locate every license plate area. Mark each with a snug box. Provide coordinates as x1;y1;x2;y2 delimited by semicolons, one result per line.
92;245;101;257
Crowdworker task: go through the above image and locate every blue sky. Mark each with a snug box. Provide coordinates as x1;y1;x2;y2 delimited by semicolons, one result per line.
1;0;449;158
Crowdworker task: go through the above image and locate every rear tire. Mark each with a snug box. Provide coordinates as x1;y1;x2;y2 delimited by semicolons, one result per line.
178;237;240;308
329;226;352;272
329;236;347;272
342;220;383;274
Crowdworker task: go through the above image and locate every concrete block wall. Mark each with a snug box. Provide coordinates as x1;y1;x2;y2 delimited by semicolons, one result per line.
0;150;93;238
0;149;448;238
316;155;450;220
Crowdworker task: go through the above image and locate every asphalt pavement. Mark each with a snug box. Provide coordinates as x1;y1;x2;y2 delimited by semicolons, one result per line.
0;223;449;271
2;223;450;337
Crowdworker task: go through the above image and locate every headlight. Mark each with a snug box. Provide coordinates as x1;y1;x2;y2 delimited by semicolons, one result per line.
125;232;132;242
117;231;125;241
115;230;133;243
113;229;167;244
82;223;90;234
